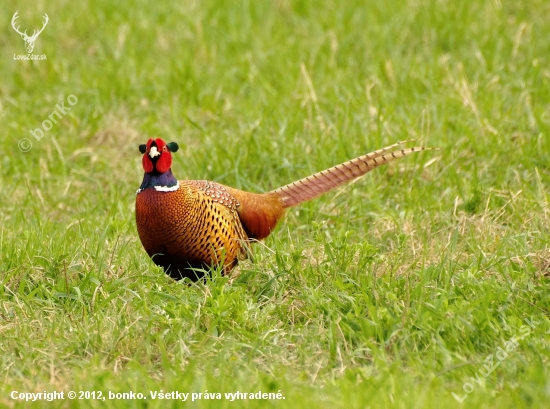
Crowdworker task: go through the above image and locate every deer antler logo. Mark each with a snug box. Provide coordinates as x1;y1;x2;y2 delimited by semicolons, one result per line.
11;11;49;53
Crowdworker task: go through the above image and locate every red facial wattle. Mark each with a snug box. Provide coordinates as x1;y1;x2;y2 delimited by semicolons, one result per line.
142;149;154;173
141;138;173;174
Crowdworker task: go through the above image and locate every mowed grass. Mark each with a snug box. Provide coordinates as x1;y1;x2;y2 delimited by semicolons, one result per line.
1;0;550;407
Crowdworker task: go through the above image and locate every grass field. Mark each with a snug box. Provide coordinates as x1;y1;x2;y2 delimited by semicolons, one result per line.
2;0;550;407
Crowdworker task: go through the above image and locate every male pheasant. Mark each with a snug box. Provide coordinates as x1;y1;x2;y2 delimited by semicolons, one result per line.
135;138;428;281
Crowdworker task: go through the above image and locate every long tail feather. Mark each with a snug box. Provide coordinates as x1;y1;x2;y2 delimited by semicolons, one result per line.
271;140;429;208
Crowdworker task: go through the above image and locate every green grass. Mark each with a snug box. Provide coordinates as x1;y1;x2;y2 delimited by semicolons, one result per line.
2;0;550;407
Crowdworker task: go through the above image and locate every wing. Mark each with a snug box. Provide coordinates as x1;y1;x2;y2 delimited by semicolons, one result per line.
186;180;251;261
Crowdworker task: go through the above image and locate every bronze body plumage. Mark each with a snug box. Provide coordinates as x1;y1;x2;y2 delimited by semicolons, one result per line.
135;138;428;280
136;180;251;280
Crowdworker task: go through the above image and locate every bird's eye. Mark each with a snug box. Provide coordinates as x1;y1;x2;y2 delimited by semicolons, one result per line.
163;146;167;151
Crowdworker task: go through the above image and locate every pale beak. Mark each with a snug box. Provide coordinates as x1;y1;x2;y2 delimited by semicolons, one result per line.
149;146;160;158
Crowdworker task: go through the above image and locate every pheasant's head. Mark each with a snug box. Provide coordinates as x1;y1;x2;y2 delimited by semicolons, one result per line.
139;138;179;174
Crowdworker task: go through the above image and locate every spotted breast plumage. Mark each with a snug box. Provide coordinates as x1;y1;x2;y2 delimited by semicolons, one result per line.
135;138;430;281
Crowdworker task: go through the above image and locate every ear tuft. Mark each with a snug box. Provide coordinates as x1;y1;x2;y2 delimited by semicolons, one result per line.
166;142;179;152
139;144;147;154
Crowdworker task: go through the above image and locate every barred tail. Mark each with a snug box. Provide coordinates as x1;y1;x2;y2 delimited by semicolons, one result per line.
271;140;429;208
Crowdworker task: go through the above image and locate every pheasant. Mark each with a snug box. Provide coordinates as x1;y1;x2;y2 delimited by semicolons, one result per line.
135;138;429;281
